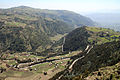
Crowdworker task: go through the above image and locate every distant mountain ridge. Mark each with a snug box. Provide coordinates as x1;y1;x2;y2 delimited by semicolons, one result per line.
1;6;95;27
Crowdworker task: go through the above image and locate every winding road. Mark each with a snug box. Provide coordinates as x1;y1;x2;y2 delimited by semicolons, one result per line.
69;56;84;69
57;45;94;80
86;45;93;54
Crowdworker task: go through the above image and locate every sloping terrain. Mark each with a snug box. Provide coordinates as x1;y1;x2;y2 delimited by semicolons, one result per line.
63;26;120;52
50;41;120;80
0;7;74;53
0;19;71;53
3;6;94;27
85;62;120;80
0;6;95;53
0;6;120;80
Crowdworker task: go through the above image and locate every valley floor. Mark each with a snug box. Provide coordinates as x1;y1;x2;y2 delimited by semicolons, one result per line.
0;51;81;80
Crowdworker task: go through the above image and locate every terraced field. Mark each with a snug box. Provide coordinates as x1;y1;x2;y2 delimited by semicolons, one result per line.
0;50;81;80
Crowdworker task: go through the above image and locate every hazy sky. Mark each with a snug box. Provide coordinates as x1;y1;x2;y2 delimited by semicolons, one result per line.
0;0;120;13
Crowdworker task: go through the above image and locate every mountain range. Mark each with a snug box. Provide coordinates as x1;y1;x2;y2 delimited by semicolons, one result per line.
0;6;95;53
0;6;120;80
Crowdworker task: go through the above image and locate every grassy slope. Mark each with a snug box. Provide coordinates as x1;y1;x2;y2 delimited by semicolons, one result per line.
86;27;120;44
